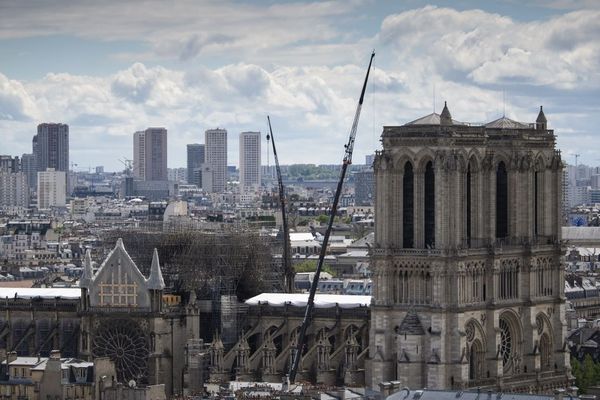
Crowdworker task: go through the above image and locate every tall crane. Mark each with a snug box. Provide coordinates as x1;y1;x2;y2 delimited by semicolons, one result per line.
287;51;375;385
266;116;293;293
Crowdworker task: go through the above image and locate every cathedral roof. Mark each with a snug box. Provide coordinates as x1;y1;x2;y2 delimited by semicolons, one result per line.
146;248;165;290
405;102;463;126
397;311;425;335
246;293;371;308
484;116;530;129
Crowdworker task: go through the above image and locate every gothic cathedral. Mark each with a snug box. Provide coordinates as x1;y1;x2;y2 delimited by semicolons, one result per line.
368;104;571;392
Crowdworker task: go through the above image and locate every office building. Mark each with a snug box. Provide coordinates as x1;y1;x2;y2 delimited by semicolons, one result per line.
133;128;167;181
239;131;261;192
37;168;66;209
187;144;205;186
205;129;227;193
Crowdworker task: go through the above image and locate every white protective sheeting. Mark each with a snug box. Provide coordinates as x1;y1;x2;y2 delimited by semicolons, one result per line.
0;288;81;299
245;293;371;309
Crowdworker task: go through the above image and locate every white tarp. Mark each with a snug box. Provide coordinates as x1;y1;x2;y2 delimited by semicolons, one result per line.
245;293;371;309
0;288;81;299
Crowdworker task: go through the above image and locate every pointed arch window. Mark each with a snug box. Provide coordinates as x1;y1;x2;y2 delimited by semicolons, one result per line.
496;161;508;239
424;161;435;248
466;163;472;246
534;170;539;236
403;162;414;248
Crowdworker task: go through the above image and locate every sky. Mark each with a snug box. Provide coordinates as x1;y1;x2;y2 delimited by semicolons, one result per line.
1;0;599;171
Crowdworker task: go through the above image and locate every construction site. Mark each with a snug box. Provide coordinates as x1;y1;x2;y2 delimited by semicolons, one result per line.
101;224;285;348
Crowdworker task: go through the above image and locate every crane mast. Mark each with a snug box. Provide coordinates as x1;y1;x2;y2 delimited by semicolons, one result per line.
267;116;293;293
287;51;375;384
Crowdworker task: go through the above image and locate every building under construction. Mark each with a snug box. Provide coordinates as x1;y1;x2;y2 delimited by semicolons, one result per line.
101;226;284;348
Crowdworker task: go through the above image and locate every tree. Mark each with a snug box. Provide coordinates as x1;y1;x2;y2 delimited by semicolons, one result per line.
294;260;335;277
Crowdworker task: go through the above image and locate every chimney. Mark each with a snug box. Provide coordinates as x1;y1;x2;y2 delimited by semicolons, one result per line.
379;382;392;398
7;352;17;363
50;350;61;359
555;389;566;400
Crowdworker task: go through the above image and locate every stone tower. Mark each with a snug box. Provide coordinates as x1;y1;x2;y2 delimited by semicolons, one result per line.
368;105;570;392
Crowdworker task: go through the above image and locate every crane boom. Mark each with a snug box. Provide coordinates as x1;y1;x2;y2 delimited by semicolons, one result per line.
267;116;293;293
287;51;375;384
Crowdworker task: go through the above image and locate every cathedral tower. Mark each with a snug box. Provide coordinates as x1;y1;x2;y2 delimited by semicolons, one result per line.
368;105;570;392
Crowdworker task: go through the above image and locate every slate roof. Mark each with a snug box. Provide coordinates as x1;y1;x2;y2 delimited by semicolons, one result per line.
485;116;531;129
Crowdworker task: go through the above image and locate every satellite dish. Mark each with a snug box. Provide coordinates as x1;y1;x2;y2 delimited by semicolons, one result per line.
128;380;137;388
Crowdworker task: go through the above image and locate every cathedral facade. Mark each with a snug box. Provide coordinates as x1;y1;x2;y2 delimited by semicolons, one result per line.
0;239;200;396
368;104;571;392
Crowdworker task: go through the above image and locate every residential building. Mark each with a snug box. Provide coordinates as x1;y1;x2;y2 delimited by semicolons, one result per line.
167;167;186;183
239;131;261;192
33;123;69;174
21;153;36;189
354;169;374;206
186;144;204;186
205;128;227;193
0;171;29;208
133;128;167;181
37;168;66;209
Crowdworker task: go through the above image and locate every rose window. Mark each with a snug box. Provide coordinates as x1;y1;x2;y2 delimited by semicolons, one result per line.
92;319;149;382
499;318;513;369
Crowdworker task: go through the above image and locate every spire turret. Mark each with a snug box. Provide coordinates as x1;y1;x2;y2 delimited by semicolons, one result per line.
80;249;93;289
147;248;165;290
536;105;547;130
440;101;452;126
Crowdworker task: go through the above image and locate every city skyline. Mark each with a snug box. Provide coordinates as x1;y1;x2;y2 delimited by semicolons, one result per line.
1;1;599;171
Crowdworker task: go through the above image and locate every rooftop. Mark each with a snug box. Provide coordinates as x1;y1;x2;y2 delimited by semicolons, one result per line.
246;293;371;309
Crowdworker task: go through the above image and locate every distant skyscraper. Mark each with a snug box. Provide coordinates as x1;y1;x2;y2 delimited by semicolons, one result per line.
187;144;205;186
37;168;66;209
205;129;227;193
365;154;375;167
34;123;69;174
21;154;35;189
133;128;168;181
239;131;261;192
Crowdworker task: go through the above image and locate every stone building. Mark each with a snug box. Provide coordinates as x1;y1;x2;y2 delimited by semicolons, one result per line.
368;104;570;391
0;239;200;396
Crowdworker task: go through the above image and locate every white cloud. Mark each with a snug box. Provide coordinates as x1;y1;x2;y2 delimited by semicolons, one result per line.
0;73;38;121
379;5;600;89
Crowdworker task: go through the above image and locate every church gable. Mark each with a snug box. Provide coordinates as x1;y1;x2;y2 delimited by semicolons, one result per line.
88;239;151;309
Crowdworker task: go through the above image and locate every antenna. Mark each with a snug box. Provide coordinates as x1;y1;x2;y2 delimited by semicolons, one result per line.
433;83;436;113
502;89;506;117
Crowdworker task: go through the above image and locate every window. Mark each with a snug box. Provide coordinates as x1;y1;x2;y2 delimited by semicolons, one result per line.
466;164;472;245
424;161;435;247
496;162;508;239
403;162;414;248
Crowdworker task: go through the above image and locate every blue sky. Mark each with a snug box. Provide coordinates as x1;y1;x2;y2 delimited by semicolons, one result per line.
1;0;599;171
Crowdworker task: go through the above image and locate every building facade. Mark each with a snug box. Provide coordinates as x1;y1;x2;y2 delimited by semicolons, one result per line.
0;171;29;208
0;240;199;396
354;169;375;206
37;168;66;209
133;128;168;181
205;129;227;193
368;104;570;392
33;123;69;175
187;144;205;186
239;131;261;192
